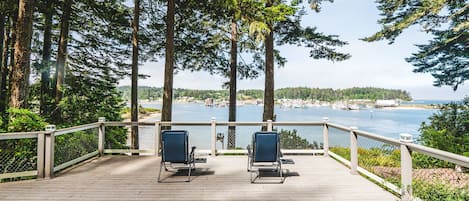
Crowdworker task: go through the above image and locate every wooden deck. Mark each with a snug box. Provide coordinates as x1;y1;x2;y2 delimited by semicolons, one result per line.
0;155;397;201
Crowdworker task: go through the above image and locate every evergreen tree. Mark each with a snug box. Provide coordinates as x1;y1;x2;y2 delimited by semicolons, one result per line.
364;0;468;90
9;0;34;109
257;0;350;124
161;0;175;128
418;97;469;155
131;0;140;152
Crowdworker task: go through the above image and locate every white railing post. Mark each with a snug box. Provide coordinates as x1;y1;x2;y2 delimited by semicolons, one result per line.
98;117;106;157
322;117;329;157
267;120;273;132
350;126;358;175
154;120;161;156
44;125;56;179
37;130;46;179
211;117;217;156
400;133;413;201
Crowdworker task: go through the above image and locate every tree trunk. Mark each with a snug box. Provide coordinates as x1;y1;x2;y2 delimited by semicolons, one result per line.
9;0;34;109
131;0;140;153
53;0;72;110
40;1;53;115
0;15;4;88
1;17;12;122
227;19;237;149
5;14;16;114
161;0;175;129
0;15;7;121
262;1;274;127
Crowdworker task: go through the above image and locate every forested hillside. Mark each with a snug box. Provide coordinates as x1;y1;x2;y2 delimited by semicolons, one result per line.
118;86;412;101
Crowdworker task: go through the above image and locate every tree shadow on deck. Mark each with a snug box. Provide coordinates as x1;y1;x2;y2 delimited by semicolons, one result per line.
56;155;156;177
158;168;215;183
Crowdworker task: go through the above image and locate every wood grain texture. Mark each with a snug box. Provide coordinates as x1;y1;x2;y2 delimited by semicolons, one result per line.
0;155;397;201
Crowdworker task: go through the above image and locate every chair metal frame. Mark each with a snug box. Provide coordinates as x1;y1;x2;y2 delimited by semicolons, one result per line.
247;131;284;183
158;130;196;182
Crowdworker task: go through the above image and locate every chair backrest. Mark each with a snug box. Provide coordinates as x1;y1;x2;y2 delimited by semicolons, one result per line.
161;130;188;163
253;131;280;162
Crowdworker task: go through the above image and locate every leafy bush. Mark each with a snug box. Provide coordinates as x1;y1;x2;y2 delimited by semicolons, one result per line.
330;146;400;167
330;146;351;160
418;97;469;155
1;109;47;181
412;153;454;168
6;108;47;132
58;75;128;149
279;129;321;149
55;130;98;165
413;180;469;201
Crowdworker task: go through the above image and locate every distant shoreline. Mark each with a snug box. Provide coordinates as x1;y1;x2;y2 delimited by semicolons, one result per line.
132;99;438;110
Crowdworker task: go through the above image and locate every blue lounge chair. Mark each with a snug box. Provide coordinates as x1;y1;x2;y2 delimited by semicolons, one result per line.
247;131;283;183
158;130;196;182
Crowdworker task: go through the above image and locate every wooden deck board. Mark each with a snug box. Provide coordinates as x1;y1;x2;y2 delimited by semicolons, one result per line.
0;155;397;200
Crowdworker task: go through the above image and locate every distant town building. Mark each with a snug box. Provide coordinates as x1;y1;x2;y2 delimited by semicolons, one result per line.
205;98;214;107
375;100;399;107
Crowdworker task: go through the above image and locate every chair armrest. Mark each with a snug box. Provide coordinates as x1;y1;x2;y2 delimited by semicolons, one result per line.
246;145;252;157
191;146;196;155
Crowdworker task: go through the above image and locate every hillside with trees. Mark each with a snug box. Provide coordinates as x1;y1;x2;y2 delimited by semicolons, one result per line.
117;86;412;102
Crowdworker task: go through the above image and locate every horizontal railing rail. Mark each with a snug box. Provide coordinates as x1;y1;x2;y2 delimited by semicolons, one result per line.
406;143;469;167
0;131;41;140
55;123;100;136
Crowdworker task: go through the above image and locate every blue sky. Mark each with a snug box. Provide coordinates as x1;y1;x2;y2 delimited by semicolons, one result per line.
120;0;468;100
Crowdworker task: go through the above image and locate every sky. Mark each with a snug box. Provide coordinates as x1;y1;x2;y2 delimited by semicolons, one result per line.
119;0;468;100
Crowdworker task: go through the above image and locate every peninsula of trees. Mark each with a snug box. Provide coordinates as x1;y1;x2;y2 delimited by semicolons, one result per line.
118;86;412;102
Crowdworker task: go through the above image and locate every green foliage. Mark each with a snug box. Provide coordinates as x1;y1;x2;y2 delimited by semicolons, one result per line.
330;144;469;200
412;152;453;169
0;116;4;133
6;108;47;132
364;0;468;90
359;147;400;167
276;87;411;101
118;86;412;102
57;74;128;149
279;129;321;149
122;106;160;115
418;97;469;155
55;130;98;165
0;109;45;181
330;146;400;167
329;146;351;160
413;179;469;201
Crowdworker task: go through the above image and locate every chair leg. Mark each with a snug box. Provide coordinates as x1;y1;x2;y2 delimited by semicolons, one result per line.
279;162;284;183
250;170;255;183
187;163;192;182
157;161;164;182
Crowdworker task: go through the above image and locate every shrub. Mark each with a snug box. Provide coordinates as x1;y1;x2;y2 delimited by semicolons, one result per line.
279;129;321;149
6;108;47;132
413;180;469;201
418;97;469;156
1;109;47;181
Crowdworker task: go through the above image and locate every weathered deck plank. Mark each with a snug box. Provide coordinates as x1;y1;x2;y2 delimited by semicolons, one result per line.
0;155;397;200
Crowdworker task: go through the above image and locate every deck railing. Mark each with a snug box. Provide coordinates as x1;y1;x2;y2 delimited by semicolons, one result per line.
1;117;468;201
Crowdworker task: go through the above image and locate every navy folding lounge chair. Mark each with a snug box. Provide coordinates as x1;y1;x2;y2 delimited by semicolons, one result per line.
158;130;196;182
247;131;283;183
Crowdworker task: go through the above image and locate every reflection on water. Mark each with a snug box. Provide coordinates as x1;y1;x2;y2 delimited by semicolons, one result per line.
137;103;435;149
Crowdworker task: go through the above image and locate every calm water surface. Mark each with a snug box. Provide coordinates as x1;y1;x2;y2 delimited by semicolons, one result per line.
138;103;436;150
